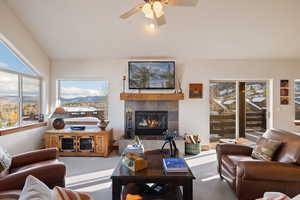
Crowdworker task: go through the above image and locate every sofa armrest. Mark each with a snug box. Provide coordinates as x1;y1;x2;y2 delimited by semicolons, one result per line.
216;144;253;175
10;148;58;169
237;161;300;182
0;162;66;191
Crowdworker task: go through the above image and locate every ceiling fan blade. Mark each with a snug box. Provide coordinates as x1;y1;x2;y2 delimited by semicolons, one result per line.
154;12;167;26
120;3;145;19
163;0;199;7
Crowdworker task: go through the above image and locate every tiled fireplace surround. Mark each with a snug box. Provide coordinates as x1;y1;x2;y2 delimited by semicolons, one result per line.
119;100;184;154
125;100;179;136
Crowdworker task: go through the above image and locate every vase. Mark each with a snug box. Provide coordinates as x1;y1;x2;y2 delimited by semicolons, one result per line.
53;118;65;130
98;120;109;131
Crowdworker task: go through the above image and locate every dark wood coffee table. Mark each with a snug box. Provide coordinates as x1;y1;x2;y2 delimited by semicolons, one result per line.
111;149;195;200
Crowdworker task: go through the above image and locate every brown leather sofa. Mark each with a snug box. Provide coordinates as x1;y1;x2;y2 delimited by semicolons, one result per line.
216;128;300;200
0;148;66;199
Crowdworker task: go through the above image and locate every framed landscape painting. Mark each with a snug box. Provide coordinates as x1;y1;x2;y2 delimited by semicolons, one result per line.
189;83;203;99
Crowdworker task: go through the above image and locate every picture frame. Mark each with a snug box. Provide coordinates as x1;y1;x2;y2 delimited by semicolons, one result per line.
280;80;289;88
280;89;289;96
280;97;289;105
189;83;203;99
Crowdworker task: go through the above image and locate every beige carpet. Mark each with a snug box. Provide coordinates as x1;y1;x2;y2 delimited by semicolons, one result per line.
60;150;236;200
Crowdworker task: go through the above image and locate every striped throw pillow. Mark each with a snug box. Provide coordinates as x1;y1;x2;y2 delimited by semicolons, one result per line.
53;187;92;200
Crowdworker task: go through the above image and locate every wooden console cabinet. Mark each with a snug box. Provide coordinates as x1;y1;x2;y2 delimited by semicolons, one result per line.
45;128;113;157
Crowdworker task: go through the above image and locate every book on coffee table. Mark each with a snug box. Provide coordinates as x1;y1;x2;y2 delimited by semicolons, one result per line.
163;158;188;172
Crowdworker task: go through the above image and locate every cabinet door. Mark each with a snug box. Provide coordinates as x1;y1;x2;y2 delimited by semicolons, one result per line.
78;136;95;153
95;135;105;154
59;136;77;152
45;135;59;148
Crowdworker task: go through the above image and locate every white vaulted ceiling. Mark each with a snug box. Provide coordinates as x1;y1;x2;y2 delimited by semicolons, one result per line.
5;0;300;60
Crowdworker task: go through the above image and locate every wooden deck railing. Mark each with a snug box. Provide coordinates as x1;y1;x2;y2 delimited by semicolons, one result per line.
210;111;266;138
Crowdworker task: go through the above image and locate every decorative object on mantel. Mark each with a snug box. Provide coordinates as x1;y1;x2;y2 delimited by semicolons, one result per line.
122;75;126;93
161;130;178;157
280;80;289;105
49;107;69;130
177;79;183;94
189;83;203;99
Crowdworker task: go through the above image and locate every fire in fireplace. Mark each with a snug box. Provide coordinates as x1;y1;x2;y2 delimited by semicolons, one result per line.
135;111;168;135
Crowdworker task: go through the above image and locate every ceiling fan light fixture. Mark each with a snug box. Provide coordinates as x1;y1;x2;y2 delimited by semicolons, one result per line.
142;3;154;19
153;1;164;18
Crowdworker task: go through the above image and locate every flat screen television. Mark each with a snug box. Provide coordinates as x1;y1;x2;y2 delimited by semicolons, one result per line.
128;61;175;89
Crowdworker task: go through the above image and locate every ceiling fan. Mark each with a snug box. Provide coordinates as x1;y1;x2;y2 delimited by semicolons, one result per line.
120;0;199;26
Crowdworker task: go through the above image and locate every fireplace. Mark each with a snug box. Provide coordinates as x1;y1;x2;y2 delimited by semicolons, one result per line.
135;111;168;135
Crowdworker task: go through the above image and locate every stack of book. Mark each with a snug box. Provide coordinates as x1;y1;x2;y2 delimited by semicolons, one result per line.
162;158;188;172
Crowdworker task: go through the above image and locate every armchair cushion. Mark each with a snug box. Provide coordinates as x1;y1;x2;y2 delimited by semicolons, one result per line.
251;137;282;161
237;161;300;182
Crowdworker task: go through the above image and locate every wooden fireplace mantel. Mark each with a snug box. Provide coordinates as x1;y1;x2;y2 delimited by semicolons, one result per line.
120;93;184;101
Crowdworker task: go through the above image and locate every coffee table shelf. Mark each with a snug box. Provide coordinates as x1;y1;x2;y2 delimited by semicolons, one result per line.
111;149;195;200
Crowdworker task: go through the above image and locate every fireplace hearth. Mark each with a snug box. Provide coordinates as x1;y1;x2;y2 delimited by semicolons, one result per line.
135;111;168;135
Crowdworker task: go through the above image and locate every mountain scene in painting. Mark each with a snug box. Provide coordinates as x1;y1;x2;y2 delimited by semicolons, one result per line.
129;62;175;89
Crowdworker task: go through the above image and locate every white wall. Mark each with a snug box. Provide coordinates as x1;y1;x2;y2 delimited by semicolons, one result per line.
0;0;50;154
51;59;300;145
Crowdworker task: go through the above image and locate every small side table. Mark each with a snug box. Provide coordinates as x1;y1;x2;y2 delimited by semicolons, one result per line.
45;127;113;157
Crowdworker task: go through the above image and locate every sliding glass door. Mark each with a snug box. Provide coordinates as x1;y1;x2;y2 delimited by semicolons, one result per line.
244;81;267;139
210;81;237;142
210;80;269;142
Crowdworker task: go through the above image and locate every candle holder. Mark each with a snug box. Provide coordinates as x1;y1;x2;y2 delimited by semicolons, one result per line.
122;75;126;93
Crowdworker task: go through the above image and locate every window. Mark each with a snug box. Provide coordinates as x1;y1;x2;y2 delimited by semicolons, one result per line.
0;40;41;130
58;80;108;120
295;80;300;121
22;77;41;125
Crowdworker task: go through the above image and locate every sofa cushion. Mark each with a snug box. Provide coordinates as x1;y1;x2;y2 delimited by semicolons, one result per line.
252;137;282;161
263;129;300;164
222;155;256;175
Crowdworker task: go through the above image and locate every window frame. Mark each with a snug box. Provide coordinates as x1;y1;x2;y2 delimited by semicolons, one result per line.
0;39;43;131
294;80;300;124
56;79;109;121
